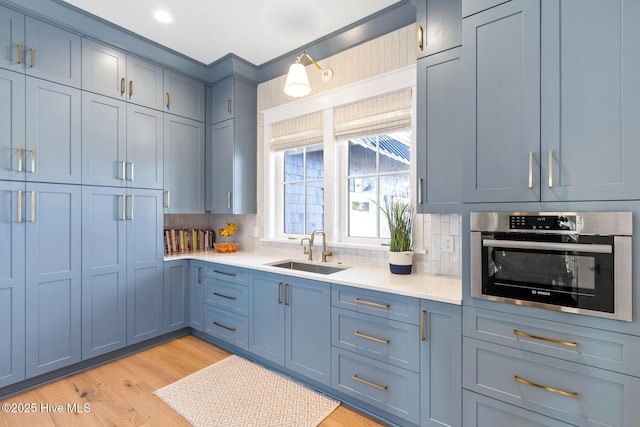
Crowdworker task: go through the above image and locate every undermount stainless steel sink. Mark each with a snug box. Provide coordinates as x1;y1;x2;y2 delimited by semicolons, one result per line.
267;260;348;275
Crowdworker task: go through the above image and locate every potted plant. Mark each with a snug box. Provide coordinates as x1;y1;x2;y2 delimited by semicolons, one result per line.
374;198;414;274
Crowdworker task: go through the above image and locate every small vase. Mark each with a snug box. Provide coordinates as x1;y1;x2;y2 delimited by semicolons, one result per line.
389;251;413;274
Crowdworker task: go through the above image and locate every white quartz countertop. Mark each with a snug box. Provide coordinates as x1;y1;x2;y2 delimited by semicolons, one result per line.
164;250;462;305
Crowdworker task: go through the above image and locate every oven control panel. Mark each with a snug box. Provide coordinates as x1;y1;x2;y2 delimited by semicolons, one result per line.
509;215;574;231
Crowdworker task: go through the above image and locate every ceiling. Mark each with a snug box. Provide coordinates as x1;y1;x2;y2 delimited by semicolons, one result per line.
62;0;402;66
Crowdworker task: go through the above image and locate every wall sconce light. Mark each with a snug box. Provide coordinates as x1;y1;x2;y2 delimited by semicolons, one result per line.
284;50;333;98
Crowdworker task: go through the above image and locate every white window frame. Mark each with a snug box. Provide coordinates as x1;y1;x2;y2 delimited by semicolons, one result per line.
263;65;417;249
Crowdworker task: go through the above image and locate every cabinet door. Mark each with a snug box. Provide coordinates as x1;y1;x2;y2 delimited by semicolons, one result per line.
209;120;234;214
0;5;25;73
164;260;189;332
248;271;284;365
24;17;81;88
416;0;461;58
81;39;127;99
127;55;164;110
25;183;81;378
25;77;81;184
126;188;164;345
462;0;540;203
163;114;204;213
164;70;205;122
0;68;25;181
285;278;331;386
126;104;163;189
81;186;127;359
541;0;640;201
81;92;127;187
420;300;462;427
416;48;462;213
189;261;204;331
0;182;25;387
211;76;233;123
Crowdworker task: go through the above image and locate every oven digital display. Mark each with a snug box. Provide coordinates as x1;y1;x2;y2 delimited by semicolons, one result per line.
509;215;569;230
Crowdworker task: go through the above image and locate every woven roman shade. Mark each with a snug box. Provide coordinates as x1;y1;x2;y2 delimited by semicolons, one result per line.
334;89;412;141
270;111;323;151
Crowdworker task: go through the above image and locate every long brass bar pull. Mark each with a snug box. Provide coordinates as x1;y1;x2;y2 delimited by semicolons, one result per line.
513;330;578;348
284;283;289;306
513;376;578;399
17;148;23;172
227;99;231;113
29;48;34;67
417;25;424;51
30;150;35;173
548;149;553;188
354;331;390;344
120;78;125;96
121;195;126;221
354;298;390;309
129;195;134;221
129;80;133;98
165;190;171;208
17;190;22;223
213;292;236;301
421;310;427;341
121;160;126;181
227;192;231;209
352;374;388;391
166;92;170;108
213;322;236;332
278;282;283;304
30;191;35;222
128;162;134;181
528;151;533;188
198;267;202;284
17;43;22;64
418;178;423;205
213;269;236;277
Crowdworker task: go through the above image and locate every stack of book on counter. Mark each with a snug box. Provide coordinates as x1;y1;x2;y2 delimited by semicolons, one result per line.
165;229;215;255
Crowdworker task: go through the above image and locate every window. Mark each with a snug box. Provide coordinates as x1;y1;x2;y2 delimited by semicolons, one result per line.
283;145;324;234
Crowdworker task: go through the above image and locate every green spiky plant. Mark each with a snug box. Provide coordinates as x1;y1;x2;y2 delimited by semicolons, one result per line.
373;198;413;252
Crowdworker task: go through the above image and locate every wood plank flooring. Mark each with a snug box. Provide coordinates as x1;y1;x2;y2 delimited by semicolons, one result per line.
0;336;386;427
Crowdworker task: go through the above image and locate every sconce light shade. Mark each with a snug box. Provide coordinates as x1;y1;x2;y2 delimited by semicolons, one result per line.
284;61;311;98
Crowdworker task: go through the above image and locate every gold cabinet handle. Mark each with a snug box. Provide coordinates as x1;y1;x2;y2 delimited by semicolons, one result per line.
127;162;134;181
166;92;170;108
227;99;231;113
120;160;126;181
121;194;126;221
17;148;23;172
29;48;34;67
352;374;387;391
30;191;35;222
528;151;533;188
354;297;390;309
513;330;578;348
17;190;22;223
198;266;202;284
418;178;423;205
213;321;236;332
213;292;236;300
30;150;35;173
213;269;236;277
120;78;125;96
17;43;22;64
129;195;134;221
513;375;578;399
421;310;427;341
278;282;283;304
129;80;133;98
417;24;424;51
227;192;231;209
284;283;290;306
354;331;390;344
164;190;171;208
548;149;553;188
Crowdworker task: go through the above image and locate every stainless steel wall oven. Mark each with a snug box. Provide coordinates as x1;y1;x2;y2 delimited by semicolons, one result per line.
471;212;632;321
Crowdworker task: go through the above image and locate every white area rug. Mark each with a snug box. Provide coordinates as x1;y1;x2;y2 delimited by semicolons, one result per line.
153;355;340;427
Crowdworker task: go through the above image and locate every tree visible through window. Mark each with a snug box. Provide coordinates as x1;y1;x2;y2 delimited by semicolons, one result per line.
283;145;324;235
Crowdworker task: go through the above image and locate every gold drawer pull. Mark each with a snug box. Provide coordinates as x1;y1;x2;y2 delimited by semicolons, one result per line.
352;374;387;391
17;43;22;64
166;92;170;108
354;297;390;309
17;148;23;172
213;321;236;332
213;292;236;300
213;269;236;277
121;77;125;95
421;310;427;341
354;331;389;344
513;330;578;348
30;48;34;67
514;375;578;399
417;24;424;51
129;80;134;97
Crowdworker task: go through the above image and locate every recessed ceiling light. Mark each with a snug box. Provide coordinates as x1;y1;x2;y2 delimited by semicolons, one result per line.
153;10;173;24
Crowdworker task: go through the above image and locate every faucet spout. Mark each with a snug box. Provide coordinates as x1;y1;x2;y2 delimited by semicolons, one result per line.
310;230;333;262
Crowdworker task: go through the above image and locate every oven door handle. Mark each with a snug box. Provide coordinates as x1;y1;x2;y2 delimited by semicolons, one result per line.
482;239;612;254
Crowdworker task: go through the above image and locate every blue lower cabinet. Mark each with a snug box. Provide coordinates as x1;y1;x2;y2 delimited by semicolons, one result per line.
463;390;574;427
332;347;420;425
204;305;248;350
164;260;189;332
25;183;81;378
189;261;204;331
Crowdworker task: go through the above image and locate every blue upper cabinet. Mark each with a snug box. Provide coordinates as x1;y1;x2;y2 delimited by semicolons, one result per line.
25;77;82;185
540;0;640;201
126;55;165;111
126;105;164;190
0;5;25;73
0;68;25;182
211;76;234;123
164;70;205;122
416;0;461;59
462;0;540;203
24;17;81;88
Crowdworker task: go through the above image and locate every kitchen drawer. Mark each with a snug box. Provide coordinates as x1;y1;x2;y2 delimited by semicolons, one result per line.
203;263;248;285
331;285;420;324
204;279;248;316
204;306;248;351
331;348;420;425
332;307;420;372
463;390;575;427
463;337;640;426
464;306;640;377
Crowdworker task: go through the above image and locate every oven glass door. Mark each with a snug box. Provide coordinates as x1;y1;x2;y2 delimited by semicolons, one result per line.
481;233;615;313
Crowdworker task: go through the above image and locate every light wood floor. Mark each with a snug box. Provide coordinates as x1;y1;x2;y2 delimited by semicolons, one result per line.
0;336;386;427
